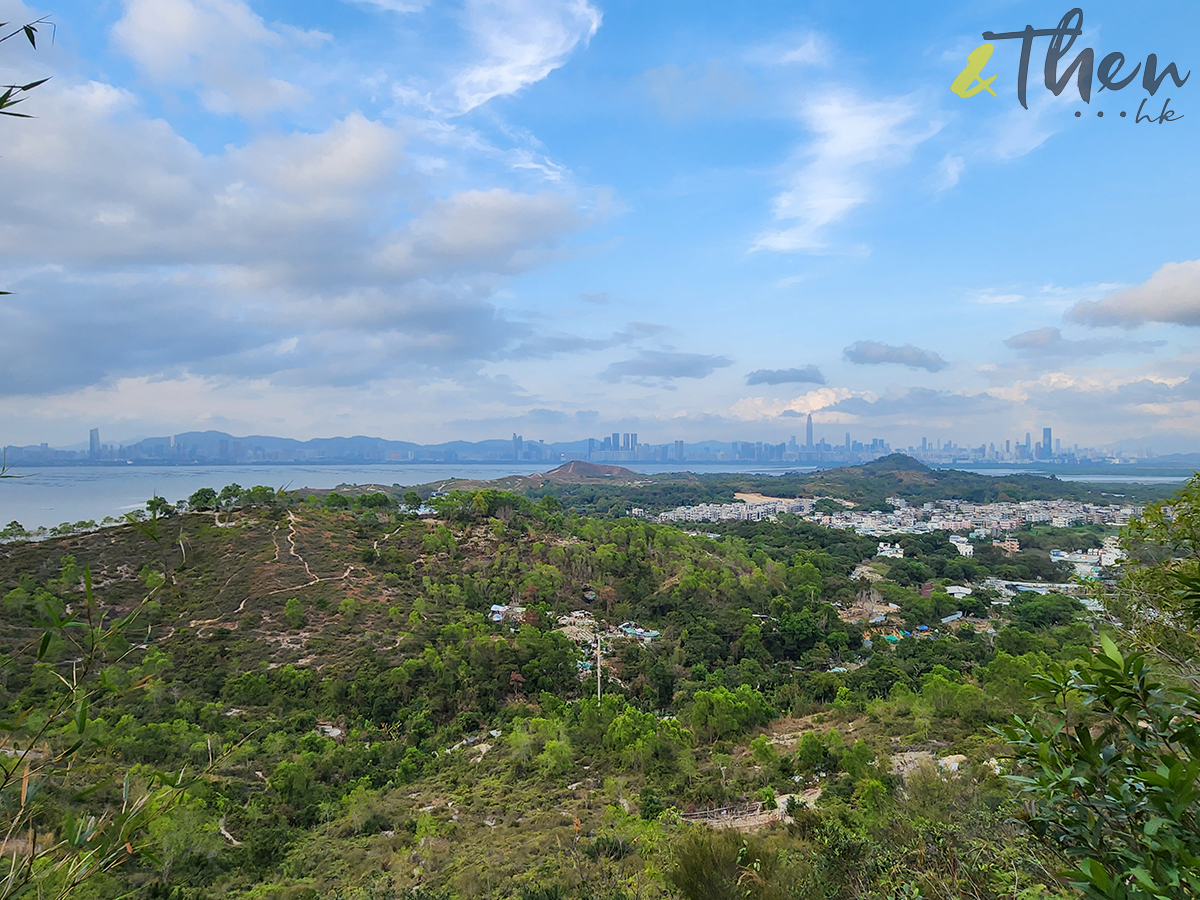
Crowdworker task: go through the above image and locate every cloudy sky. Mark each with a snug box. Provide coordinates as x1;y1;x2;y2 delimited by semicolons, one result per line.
1;0;1198;450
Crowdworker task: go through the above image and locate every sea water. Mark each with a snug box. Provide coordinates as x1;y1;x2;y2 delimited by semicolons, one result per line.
0;461;814;530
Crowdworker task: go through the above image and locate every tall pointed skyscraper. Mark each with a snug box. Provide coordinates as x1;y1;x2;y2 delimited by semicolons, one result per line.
805;414;814;449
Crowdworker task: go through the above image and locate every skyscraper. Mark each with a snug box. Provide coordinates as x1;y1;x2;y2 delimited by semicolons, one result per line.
805;414;813;449
630;432;637;451
845;432;851;450
611;432;619;452
89;427;100;461
1043;427;1053;458
674;440;685;462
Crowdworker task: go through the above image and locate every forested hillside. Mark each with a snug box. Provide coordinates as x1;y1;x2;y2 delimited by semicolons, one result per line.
0;475;1196;900
475;456;1172;517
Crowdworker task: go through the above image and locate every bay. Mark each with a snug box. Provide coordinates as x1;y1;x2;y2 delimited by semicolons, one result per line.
0;461;812;530
952;467;1190;484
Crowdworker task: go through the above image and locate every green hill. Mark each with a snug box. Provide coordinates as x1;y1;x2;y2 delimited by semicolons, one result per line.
509;454;1172;516
0;491;1139;900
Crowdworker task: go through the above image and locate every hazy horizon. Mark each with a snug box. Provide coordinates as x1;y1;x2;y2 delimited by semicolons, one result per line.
13;426;1200;459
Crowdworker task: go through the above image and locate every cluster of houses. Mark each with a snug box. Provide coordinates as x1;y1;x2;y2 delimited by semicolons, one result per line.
643;494;1143;545
652;497;816;524
875;533;1125;576
819;496;1143;537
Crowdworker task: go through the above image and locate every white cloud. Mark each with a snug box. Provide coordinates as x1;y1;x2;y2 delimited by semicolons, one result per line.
230;114;404;215
729;387;859;420
347;0;428;11
0;93;404;272
844;340;948;372
831;387;1009;422
0;79;600;396
989;86;1074;161
746;366;825;386
779;34;827;66
375;188;588;278
1004;327;1164;358
1068;259;1200;328
969;291;1024;305
935;153;964;191
753;90;940;252
111;0;314;115
600;351;733;384
934;65;1079;191
451;0;601;113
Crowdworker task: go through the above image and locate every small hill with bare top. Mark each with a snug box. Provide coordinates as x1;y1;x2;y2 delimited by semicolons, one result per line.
414;461;653;496
521;461;642;485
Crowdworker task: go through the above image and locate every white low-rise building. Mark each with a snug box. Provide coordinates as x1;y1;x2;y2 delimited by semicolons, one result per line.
949;535;974;558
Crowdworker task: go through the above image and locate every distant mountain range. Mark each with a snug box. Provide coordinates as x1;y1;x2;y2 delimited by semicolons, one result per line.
7;428;1199;468
7;430;751;465
99;430;563;462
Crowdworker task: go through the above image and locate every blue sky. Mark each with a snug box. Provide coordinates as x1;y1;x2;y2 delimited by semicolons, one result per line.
1;0;1198;450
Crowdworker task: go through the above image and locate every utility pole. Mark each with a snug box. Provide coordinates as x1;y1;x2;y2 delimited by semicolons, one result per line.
596;629;602;703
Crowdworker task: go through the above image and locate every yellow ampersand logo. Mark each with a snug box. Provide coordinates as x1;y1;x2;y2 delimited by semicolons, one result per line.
951;43;998;97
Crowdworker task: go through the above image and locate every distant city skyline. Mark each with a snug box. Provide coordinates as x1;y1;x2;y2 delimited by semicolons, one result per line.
4;421;1193;469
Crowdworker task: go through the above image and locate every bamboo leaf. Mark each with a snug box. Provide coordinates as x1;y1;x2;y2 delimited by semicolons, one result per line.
59;738;84;759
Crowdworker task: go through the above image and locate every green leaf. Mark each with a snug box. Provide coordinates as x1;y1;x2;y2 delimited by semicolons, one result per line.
59;738;84;759
1129;867;1157;891
37;631;51;660
76;696;88;734
1144;816;1171;836
1099;633;1123;665
1078;858;1110;891
72;775;117;802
